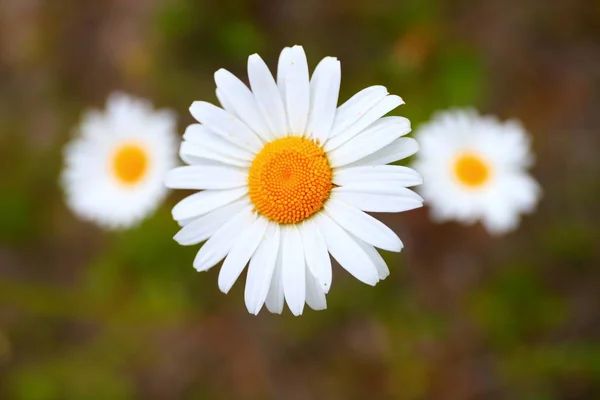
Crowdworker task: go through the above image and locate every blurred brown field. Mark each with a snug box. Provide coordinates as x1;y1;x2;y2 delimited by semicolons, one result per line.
1;0;599;399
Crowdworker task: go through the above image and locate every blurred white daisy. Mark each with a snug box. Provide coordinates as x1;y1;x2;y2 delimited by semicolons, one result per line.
166;45;423;316
62;93;177;229
413;109;541;235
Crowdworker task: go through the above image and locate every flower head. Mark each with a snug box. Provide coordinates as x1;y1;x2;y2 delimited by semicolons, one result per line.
62;93;177;229
167;46;422;315
413;109;541;234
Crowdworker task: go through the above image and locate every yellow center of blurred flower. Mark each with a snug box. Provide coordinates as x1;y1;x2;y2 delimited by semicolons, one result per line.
453;153;490;188
111;143;149;185
248;137;332;224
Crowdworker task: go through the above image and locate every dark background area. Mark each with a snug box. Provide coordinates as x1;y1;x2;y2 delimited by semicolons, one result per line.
1;0;599;399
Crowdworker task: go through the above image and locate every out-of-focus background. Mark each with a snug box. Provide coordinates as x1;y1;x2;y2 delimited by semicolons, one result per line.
1;0;599;399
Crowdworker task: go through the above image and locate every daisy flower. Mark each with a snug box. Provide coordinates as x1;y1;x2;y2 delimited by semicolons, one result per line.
62;93;178;229
166;45;423;316
413;109;541;235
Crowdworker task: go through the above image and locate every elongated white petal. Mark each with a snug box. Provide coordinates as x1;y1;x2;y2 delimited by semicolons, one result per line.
336;181;424;197
189;101;263;152
280;45;309;135
331;188;423;213
165;166;247;190
178;151;230;167
215;88;235;118
183;124;255;162
218;216;269;294
171;187;248;221
327;117;410;167
314;213;379;286
299;219;332;293
180;141;250;168
214;69;273;142
333;165;423;187
265;247;284;314
181;124;254;167
330;85;388;138
305;270;327;311
174;199;250;245
351;235;390;280
325;96;405;152
244;223;281;315
325;199;403;252
281;226;306;316
248;53;288;137
193;208;256;271
177;216;199;227
347;137;419;167
276;47;292;107
306;57;341;143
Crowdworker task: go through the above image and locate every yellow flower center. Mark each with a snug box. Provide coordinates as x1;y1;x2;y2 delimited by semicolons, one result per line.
248;137;332;224
453;152;490;188
111;143;149;185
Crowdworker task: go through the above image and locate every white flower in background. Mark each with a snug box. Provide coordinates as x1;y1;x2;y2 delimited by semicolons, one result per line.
166;45;423;316
62;93;178;229
413;109;541;235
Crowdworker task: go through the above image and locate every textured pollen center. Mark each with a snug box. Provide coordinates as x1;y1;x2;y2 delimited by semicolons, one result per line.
454;152;490;188
112;143;148;185
248;137;333;224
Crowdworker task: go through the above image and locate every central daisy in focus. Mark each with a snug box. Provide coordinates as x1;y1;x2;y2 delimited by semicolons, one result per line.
166;45;423;315
248;137;332;224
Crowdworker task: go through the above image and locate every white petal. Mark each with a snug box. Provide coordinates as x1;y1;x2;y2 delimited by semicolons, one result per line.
325;96;404;152
189;101;263;152
177;216;199;227
179;150;226;167
508;173;541;213
305;270;327;311
171;187;248;221
180;141;250;168
299;219;332;293
336;181;424;197
218;216;269;294
248;53;288;137
305;57;341;143
330;85;388;138
280;45;309;135
482;205;519;235
313;213;379;286
325;199;403;252
351;235;390;280
183;124;255;162
276;47;292;105
214;69;273;142
165;166;247;190
281;225;306;316
244;223;281;315
333;165;423;187
193;208;256;271
216;88;235;117
331;187;423;213
327;117;410;168
347;137;419;167
265;247;284;314
173;199;250;245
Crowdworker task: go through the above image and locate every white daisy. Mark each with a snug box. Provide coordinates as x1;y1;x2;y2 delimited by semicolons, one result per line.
166;45;423;316
413;109;541;235
62;93;178;229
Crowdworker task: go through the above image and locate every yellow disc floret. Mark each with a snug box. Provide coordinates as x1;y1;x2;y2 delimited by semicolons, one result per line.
248;137;332;224
453;152;490;188
111;143;149;185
